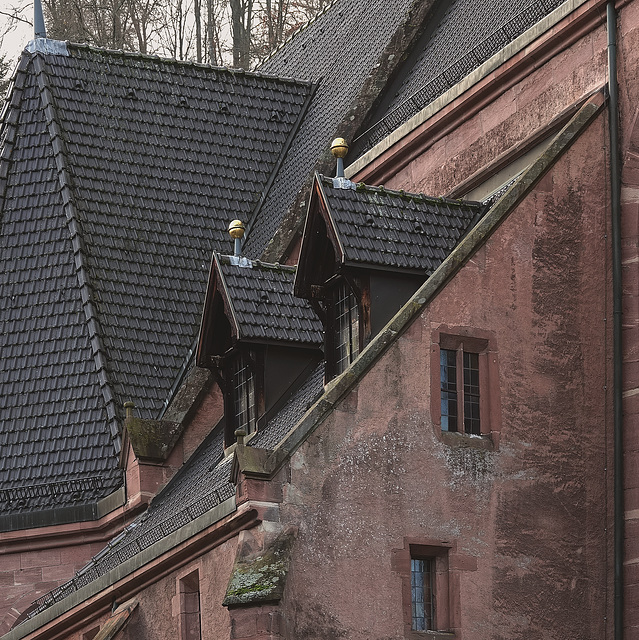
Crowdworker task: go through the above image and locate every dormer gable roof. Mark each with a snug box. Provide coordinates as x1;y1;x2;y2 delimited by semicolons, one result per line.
197;254;323;364
294;173;484;297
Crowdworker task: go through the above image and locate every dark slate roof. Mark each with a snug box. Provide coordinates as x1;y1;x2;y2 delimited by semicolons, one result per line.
215;255;323;346
354;0;568;152
317;175;484;274
0;41;312;518
242;0;422;257
250;361;325;449
28;361;326;619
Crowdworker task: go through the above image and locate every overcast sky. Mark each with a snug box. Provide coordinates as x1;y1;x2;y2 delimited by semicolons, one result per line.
1;0;33;62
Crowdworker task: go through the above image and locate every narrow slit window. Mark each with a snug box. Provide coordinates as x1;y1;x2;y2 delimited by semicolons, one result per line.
232;351;256;434
440;349;458;432
411;557;435;631
333;281;359;375
463;351;480;435
179;570;202;640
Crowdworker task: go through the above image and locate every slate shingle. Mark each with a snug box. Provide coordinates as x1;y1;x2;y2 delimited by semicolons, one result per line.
318;176;484;274
28;359;325;617
0;44;312;517
243;0;420;257
216;255;323;346
356;0;568;151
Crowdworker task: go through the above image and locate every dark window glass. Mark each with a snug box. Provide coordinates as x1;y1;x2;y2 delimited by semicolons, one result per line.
333;281;359;375
411;557;435;631
463;351;480;435
440;349;457;431
231;351;256;434
440;347;480;434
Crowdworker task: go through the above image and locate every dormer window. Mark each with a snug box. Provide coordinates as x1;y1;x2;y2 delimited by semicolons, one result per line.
294;174;484;383
197;253;323;448
230;350;258;435
331;280;360;375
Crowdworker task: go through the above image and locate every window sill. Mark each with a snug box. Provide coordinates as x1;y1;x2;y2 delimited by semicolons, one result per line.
439;429;494;451
409;630;455;640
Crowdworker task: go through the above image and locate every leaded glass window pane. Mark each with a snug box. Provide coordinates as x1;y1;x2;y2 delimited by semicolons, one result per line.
411;558;435;631
463;351;480;435
440;348;457;432
232;352;256;434
333;281;359;375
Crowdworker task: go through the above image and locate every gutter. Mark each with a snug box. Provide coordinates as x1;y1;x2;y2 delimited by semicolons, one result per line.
607;4;623;639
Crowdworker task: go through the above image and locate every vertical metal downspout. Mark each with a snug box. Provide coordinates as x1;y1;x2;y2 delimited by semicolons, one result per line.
607;3;623;640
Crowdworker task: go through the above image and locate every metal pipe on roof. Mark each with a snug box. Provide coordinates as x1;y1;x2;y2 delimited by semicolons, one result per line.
607;3;623;640
34;0;46;38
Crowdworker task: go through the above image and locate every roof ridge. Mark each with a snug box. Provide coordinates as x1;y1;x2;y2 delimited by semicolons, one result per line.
319;172;482;207
31;53;122;452
0;53;31;219
64;41;313;87
244;82;317;246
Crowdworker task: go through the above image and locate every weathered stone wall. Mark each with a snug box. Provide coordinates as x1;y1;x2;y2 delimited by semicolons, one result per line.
280;106;612;639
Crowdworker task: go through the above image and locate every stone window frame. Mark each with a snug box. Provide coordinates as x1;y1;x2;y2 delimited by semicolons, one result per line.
430;325;501;449
393;538;457;639
175;567;202;640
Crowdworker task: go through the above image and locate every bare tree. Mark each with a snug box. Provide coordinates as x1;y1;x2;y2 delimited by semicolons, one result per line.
229;0;252;68
0;0;327;70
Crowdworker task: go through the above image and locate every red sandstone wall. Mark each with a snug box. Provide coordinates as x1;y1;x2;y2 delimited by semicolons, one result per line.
280;111;612;639
60;537;238;640
618;1;639;635
0;541;107;634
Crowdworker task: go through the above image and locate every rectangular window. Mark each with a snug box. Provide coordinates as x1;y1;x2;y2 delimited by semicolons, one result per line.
178;570;202;640
440;346;480;435
411;557;435;631
333;281;360;375
231;351;257;435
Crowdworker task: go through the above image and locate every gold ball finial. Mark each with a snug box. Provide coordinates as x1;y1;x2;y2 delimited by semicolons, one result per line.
228;220;245;240
331;137;349;159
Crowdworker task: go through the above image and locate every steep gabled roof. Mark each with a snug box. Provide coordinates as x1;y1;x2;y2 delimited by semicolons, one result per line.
244;0;439;258
25;361;326;621
0;40;313;521
245;0;572;259
294;174;484;297
13;90;606;638
198;255;323;362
